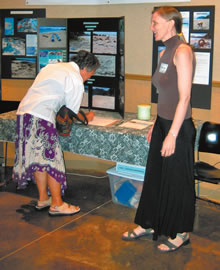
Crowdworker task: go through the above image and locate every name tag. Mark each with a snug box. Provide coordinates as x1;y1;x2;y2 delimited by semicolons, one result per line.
159;63;168;73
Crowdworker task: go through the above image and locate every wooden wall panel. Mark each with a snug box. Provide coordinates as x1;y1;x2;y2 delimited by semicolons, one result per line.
1;79;33;101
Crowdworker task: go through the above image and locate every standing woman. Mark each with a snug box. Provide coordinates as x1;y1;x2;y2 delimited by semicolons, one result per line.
122;6;196;252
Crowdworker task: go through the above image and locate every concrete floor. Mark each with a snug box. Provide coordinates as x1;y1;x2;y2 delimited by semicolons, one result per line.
0;167;220;270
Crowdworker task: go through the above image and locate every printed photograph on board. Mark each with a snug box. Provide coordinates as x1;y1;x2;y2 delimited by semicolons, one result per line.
69;32;91;52
92;32;117;54
94;55;115;77
11;57;36;78
193;11;210;30
190;32;212;49
180;11;190;43
17;18;38;33
92;86;115;110
4;17;14;35
39;26;66;48
2;37;25;55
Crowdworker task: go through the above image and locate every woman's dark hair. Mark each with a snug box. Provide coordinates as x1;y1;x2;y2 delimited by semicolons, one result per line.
152;6;182;34
71;50;100;72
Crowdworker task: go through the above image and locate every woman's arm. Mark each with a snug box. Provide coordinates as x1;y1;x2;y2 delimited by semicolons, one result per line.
161;44;194;157
146;122;155;142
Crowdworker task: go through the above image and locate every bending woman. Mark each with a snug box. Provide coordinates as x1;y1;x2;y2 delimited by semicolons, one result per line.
13;50;99;216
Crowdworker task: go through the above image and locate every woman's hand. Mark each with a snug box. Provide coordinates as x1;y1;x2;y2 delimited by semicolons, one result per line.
161;133;176;157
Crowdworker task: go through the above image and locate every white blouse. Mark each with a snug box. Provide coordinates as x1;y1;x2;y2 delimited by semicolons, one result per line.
17;62;84;125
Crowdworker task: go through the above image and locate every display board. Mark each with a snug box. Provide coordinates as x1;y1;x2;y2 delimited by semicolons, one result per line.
68;17;124;116
0;14;124;117
0;9;46;80
151;5;215;109
37;17;124;116
0;9;46;112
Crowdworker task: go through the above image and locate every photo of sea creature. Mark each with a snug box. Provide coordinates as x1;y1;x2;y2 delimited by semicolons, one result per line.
193;11;210;30
190;33;211;49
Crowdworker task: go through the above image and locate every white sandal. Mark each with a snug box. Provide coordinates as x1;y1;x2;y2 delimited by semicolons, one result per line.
35;197;52;210
49;202;80;216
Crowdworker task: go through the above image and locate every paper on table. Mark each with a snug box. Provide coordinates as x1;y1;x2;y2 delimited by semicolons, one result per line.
119;119;154;130
88;116;120;126
130;119;154;125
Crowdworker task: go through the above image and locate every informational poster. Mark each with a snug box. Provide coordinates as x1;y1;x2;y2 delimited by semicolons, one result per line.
26;34;37;56
193;52;210;85
38;49;67;70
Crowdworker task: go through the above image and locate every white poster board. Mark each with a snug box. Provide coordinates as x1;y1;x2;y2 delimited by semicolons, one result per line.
26;0;191;5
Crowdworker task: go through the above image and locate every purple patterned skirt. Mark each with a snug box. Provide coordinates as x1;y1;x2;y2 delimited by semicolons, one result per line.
13;113;67;194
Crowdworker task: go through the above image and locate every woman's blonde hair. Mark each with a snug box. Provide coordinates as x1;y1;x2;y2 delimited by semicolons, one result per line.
152;6;182;34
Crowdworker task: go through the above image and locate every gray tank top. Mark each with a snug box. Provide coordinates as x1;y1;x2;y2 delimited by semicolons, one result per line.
152;35;194;120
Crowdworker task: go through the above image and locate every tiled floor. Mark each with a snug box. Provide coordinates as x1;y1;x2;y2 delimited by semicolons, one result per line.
0;167;220;270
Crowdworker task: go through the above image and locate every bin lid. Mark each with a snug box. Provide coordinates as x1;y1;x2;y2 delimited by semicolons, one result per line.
116;162;145;176
106;166;144;181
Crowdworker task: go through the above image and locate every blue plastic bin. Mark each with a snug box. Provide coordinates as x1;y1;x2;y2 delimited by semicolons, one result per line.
107;164;145;208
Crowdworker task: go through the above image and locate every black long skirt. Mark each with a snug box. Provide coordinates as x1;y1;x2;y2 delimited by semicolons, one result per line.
134;116;196;240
